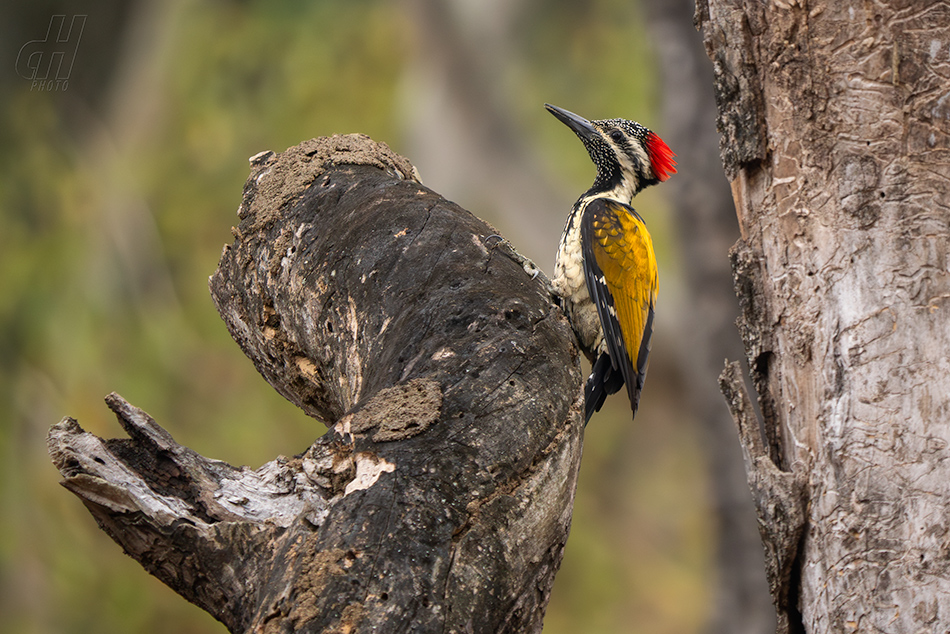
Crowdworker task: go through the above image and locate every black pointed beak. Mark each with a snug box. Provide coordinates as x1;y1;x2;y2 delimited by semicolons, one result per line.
545;103;598;141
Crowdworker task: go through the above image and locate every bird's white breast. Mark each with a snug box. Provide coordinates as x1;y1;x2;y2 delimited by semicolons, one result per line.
552;207;605;358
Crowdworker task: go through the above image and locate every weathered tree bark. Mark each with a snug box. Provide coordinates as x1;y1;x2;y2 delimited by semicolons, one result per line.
643;1;775;632
47;135;584;633
699;1;950;633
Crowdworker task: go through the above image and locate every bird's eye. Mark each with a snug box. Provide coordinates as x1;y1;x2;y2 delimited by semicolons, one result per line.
609;130;624;142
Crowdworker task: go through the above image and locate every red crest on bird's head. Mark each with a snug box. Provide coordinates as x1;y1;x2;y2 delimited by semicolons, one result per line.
644;132;677;182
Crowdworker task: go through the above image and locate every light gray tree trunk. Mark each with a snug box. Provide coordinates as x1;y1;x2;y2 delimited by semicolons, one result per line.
400;0;564;263
699;1;950;633
644;1;775;632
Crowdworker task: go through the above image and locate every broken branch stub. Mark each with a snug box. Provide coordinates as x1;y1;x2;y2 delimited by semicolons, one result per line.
48;134;584;633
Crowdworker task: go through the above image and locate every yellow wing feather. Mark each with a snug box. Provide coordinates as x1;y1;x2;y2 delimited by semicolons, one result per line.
590;203;657;367
581;198;658;416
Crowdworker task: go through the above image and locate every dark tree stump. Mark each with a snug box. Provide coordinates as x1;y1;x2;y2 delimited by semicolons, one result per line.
48;134;584;633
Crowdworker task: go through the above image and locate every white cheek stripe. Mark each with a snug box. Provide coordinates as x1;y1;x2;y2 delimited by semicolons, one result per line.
598;133;650;204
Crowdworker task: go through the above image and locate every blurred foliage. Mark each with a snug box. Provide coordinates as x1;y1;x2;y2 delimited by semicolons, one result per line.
0;0;710;632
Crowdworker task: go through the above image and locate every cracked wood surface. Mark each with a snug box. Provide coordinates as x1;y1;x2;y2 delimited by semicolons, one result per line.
48;134;584;633
699;1;950;633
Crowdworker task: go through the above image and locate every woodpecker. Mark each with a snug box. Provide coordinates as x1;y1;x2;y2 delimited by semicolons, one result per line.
545;103;676;424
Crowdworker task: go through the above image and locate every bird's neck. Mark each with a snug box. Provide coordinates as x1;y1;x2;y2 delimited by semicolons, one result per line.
582;174;638;207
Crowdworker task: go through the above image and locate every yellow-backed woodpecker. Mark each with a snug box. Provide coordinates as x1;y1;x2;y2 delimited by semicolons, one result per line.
545;103;676;424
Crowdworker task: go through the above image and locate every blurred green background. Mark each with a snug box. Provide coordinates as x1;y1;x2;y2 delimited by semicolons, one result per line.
0;1;723;632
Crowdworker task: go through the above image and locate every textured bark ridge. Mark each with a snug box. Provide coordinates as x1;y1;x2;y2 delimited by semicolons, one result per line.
47;134;584;633
699;2;950;633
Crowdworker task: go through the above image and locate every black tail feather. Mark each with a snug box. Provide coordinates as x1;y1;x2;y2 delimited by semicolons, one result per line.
584;353;625;425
